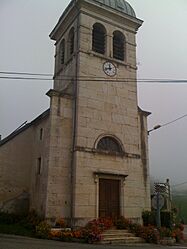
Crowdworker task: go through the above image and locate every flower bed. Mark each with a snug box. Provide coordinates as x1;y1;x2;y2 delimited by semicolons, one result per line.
49;217;113;243
115;216;184;244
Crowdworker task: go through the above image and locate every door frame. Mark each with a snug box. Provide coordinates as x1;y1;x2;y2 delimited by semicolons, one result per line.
94;172;128;218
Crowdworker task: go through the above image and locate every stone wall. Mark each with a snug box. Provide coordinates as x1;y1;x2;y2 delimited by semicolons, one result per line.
0;114;50;216
29;116;50;217
0;127;33;207
45;92;73;219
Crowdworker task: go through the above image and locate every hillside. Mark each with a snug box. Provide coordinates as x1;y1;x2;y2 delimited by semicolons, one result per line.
172;192;187;224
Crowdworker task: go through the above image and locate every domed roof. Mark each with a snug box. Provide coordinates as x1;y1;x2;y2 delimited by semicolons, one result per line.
89;0;136;17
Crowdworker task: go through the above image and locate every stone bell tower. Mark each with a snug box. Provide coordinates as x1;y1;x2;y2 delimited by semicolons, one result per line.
46;0;151;226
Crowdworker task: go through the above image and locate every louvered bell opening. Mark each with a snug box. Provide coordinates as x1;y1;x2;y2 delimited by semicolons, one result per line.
70;33;74;55
92;24;105;54
60;40;65;64
113;33;125;61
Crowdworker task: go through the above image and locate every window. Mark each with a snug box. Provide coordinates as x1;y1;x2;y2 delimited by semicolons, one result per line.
113;31;125;61
92;23;106;54
60;39;65;64
39;128;43;140
37;157;42;175
68;27;74;56
97;136;123;153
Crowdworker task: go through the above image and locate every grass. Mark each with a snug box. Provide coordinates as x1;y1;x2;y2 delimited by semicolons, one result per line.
0;211;39;237
173;195;187;224
0;223;35;237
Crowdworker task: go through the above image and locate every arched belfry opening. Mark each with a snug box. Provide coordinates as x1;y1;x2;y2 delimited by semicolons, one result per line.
92;23;106;54
113;31;125;61
68;27;75;56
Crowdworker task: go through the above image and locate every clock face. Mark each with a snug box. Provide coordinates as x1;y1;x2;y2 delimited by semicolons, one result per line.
103;61;117;77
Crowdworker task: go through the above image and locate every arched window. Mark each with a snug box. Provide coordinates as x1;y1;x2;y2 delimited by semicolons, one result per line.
113;31;125;61
60;39;65;65
97;136;123;153
92;23;106;54
68;27;75;56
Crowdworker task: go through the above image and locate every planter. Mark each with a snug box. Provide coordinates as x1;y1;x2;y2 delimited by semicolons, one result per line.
160;237;176;246
51;227;71;231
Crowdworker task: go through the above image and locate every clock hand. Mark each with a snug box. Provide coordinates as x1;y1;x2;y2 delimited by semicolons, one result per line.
106;66;112;71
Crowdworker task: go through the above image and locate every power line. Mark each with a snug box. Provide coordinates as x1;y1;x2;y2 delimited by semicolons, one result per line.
0;76;52;81
1;76;187;83
0;71;53;76
1;71;187;83
1;71;187;81
161;114;187;128
172;181;187;187
148;113;187;134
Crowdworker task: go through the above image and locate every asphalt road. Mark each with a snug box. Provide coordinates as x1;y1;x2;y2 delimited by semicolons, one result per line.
1;235;187;249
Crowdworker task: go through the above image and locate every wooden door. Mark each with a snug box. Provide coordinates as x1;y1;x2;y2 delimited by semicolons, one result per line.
99;179;120;218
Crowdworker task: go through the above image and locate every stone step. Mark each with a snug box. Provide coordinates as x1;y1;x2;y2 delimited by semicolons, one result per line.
99;229;145;245
102;232;133;238
102;229;129;234
100;237;145;244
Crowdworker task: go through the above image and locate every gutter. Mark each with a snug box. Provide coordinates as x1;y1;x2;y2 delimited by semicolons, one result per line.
70;1;80;228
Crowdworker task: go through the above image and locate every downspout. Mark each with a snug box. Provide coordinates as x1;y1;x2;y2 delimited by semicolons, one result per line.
70;1;80;228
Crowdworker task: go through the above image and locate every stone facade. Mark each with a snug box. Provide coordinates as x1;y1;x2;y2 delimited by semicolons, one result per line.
48;0;151;225
0;0;151;226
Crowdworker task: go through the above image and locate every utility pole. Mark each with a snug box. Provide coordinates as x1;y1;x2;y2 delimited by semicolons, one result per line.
156;191;161;228
166;178;172;211
153;183;165;229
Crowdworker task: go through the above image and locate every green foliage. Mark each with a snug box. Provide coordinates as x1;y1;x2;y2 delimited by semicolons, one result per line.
115;216;130;229
0;212;25;224
0;210;43;237
159;227;172;239
116;216;185;244
35;221;51;239
116;217;160;244
142;211;156;226
161;212;172;228
142;211;173;228
81;218;113;243
140;226;160;243
55;218;66;228
172;227;184;242
26;209;42;228
173;195;187;224
0;223;35;237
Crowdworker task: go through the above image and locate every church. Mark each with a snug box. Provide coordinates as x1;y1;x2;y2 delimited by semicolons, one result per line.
0;0;151;226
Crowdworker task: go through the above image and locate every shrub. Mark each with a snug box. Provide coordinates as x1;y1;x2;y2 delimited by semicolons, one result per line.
26;210;42;228
36;221;51;239
60;231;74;242
0;212;24;224
142;211;156;226
172;228;184;242
115;216;130;229
142;211;173;228
81;218;113;243
128;222;143;237
141;225;160;243
161;212;173;228
159;227;172;238
55;218;66;228
50;229;62;238
115;216;161;244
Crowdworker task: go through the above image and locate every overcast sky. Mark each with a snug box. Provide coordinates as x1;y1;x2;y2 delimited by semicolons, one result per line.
1;0;187;185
